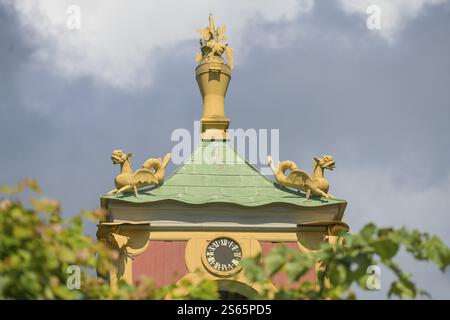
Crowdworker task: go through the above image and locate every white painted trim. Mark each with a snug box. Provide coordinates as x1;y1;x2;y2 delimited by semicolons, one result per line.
106;199;339;229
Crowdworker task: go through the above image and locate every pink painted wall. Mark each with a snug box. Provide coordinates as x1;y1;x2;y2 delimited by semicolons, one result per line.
132;239;315;290
132;240;188;287
259;241;316;288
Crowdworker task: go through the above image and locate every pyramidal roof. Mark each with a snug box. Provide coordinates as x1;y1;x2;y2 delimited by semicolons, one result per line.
101;141;346;211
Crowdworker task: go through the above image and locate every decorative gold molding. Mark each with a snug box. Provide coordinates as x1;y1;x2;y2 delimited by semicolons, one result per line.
96;221;151;287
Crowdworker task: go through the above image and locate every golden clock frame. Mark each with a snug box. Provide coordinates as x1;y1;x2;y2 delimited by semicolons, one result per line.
201;236;245;277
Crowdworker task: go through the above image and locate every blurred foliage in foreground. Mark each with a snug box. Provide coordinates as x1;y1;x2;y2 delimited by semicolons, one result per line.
1;179;449;299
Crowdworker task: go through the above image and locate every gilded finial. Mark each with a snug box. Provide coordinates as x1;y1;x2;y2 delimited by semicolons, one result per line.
209;13;215;34
196;14;234;69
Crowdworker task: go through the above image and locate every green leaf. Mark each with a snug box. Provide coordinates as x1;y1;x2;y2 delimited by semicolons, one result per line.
241;256;265;284
388;277;416;299
372;239;399;260
285;256;312;282
360;223;377;240
423;236;450;271
266;249;287;277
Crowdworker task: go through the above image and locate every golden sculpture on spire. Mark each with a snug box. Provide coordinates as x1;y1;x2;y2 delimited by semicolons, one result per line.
196;14;234;69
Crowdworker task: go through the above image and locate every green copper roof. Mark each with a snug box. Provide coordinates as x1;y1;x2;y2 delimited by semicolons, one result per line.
101;141;346;209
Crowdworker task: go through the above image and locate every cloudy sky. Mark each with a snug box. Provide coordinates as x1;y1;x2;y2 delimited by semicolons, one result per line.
1;0;449;298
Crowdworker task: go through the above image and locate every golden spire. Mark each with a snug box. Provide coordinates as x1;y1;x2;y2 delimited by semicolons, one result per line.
209;13;215;34
195;15;234;141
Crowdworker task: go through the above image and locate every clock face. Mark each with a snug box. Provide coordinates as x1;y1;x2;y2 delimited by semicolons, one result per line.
205;238;242;272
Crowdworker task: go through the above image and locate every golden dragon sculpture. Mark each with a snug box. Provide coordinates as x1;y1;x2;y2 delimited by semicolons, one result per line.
267;155;336;200
107;150;171;197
